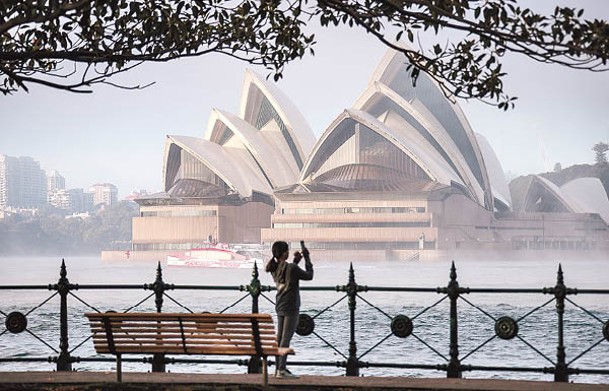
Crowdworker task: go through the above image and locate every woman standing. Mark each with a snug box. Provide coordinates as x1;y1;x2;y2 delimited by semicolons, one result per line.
265;240;314;379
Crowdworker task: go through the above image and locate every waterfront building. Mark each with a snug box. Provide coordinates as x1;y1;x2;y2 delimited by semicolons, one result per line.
130;49;609;258
0;155;47;209
89;183;118;207
132;69;315;251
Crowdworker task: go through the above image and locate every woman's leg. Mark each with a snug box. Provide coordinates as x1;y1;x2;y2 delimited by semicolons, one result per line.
276;315;286;371
277;313;298;371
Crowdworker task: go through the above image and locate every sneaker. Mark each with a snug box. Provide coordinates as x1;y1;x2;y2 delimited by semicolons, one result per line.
275;369;299;379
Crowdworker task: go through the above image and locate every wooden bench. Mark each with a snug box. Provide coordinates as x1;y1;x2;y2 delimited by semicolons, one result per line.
85;312;294;385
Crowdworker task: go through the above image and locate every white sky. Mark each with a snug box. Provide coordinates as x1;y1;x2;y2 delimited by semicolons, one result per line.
1;1;608;199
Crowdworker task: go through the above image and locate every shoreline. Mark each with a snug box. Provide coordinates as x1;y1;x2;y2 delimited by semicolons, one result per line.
99;248;609;263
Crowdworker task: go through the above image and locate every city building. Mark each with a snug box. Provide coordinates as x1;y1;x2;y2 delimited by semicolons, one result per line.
124;189;150;202
48;189;71;210
130;49;609;259
0;155;47;209
68;188;94;213
89;183;118;207
47;170;65;191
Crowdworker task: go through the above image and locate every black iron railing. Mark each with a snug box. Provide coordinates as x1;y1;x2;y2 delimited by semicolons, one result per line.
1;259;608;382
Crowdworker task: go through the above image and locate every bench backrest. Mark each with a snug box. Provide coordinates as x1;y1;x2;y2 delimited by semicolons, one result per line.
85;312;280;356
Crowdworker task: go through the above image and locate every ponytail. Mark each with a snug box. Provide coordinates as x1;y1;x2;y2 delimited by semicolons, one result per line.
265;257;278;273
266;241;289;273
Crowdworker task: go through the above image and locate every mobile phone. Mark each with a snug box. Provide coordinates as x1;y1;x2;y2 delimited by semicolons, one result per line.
300;240;305;250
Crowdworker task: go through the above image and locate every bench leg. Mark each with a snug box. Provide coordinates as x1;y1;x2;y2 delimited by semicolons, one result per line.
117;354;122;382
262;356;268;386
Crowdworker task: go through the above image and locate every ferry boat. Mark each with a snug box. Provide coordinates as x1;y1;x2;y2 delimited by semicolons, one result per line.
166;244;265;268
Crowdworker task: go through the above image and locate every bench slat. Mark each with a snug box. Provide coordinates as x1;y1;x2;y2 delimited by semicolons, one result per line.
91;338;277;346
89;327;276;335
85;312;293;386
93;345;292;355
86;313;274;321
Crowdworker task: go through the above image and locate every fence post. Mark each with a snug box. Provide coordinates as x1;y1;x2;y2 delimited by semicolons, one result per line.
246;263;262;374
55;259;73;371
446;261;461;378
149;262;167;373
345;263;359;376
554;264;569;382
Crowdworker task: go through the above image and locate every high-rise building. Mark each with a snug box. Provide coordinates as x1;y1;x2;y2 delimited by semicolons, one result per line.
67;188;93;212
89;183;118;207
0;155;47;209
47;170;66;191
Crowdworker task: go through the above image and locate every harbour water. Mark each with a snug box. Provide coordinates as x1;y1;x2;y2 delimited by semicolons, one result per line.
0;253;608;383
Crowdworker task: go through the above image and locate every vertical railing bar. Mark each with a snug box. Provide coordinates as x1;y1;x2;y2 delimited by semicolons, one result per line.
553;264;568;382
446;261;461;378
56;259;72;371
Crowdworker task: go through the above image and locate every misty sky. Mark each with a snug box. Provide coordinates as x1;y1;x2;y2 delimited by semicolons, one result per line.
1;1;608;199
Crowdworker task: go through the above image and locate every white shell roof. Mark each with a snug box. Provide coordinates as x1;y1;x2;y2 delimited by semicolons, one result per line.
162;68;320;200
525;175;609;224
205;109;297;188
528;175;578;213
360;49;493;209
475;133;512;210
561;177;609;224
353;81;486;204
300;108;462;187
165;135;272;197
238;69;316;163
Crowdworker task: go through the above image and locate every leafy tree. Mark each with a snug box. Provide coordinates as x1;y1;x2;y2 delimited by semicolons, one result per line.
1;0;609;109
0;200;139;255
593;141;609;165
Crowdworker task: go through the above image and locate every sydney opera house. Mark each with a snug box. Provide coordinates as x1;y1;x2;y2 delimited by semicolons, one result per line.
132;50;609;260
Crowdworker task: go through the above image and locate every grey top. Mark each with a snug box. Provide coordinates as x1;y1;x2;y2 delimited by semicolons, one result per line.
272;259;314;316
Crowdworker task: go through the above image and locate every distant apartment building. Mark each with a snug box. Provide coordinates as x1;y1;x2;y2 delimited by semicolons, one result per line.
89;183;118;207
69;188;94;212
47;170;68;209
47;186;95;212
47;170;66;191
0;155;47;209
48;189;71;210
124;189;149;202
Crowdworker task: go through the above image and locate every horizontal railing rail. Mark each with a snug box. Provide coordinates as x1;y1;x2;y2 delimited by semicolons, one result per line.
0;259;608;382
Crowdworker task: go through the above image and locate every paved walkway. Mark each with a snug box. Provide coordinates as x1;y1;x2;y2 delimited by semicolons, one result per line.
0;372;607;391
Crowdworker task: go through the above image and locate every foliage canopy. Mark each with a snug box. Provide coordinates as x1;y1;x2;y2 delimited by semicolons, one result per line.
1;0;608;108
593;142;609;165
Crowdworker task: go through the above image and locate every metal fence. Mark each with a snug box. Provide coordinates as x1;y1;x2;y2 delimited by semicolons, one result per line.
1;259;608;382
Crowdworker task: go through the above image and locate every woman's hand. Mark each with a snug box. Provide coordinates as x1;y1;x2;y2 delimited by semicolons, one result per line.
292;251;303;264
